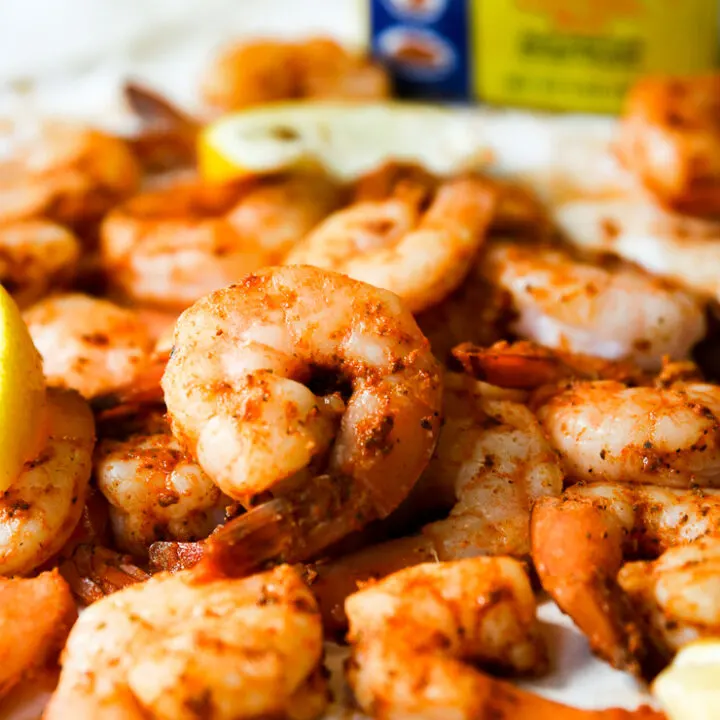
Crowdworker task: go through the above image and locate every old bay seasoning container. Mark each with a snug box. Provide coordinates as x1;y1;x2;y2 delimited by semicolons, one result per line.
368;0;718;113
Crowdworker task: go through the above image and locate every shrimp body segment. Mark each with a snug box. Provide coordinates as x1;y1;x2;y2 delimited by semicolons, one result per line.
286;175;496;314
537;381;720;488
483;242;705;370
95;410;227;557
0;221;80;308
24;294;155;400
345;557;658;720
532;482;720;677
101;174;341;310
0;123;140;228
45;565;328;720
1;388;94;575
616;74;720;216
162;266;443;568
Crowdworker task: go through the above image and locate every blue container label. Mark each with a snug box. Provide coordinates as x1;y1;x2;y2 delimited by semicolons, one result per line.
369;0;471;100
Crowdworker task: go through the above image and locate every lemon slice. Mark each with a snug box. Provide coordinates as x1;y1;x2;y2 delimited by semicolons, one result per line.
0;286;47;491
198;101;489;183
653;637;720;720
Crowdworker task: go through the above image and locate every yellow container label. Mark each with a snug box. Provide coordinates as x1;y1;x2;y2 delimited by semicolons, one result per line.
472;0;719;113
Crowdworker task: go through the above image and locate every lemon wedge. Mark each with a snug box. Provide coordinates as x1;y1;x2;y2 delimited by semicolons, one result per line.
198;101;489;183
0;285;47;491
653;637;720;720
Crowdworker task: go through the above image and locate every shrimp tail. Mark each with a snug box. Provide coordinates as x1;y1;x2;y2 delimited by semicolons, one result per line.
196;474;373;578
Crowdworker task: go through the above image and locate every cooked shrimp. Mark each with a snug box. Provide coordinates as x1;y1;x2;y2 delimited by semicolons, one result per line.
346;557;660;720
45;565;328;720
286;173;496;313
536;380;720;488
95;408;227;557
0;388;94;575
555;195;720;303
200;36;389;111
100;173;342;310
615;74;720;216
0;221;79;308
619;536;720;656
532;482;720;677
23;293;155;399
482;241;706;370
0;570;76;698
309;371;563;634
162;266;442;572
0;122;140;230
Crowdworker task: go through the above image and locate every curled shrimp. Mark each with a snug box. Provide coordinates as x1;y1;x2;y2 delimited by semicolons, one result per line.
100;173;342;310
555;194;720;303
0;388;94;575
162;265;443;572
482;241;706;370
45;564;328;720
200;36;389;111
536;380;720;488
346;557;660;720
615;74;720;216
308;371;563;635
0;122;140;230
286;171;496;314
532;482;720;677
0;221;79;308
95;408;228;557
619;536;720;657
0;570;76;698
23;293;155;400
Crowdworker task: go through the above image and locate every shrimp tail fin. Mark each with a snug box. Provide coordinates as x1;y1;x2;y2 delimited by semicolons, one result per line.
196;475;373;578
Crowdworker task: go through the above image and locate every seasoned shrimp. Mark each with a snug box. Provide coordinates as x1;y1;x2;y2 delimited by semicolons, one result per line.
482;241;706;370
615;74;720;216
532;482;720;677
0;122;140;230
24;293;155;399
100;173;342;310
45;565;328;720
0;570;76;698
619;536;720;656
0;221;79;308
537;380;720;488
0;388;94;575
286;172;496;313
162;266;442;572
308;371;563;635
95;408;227;557
555;195;720;303
201;36;389;111
346;557;660;720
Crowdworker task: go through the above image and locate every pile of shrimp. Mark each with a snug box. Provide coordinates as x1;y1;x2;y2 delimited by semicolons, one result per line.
4;43;720;719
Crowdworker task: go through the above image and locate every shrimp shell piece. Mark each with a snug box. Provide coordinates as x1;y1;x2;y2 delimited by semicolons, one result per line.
45;565;328;720
286;174;497;314
345;557;660;720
